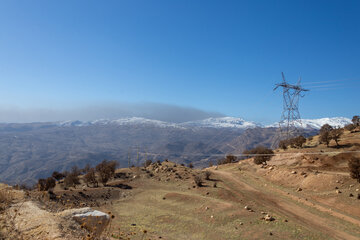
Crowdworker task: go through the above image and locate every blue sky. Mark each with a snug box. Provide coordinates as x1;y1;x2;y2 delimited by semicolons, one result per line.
0;0;359;123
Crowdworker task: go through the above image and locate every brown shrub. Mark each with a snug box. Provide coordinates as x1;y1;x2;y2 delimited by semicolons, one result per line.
64;173;80;188
84;168;98;187
217;154;238;165
204;171;211;180
95;160;118;186
144;160;152;167
348;157;360;183
188;162;194;169
243;146;274;165
194;175;203;187
52;171;65;181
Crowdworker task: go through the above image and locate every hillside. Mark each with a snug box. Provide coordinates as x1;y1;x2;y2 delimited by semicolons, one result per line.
1;125;360;239
0;117;349;185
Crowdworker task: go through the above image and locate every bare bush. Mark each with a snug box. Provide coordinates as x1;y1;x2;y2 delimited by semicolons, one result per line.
64;173;80;188
217;154;238;165
204;171;211;180
95;160;118;186
84;168;98;187
243;146;274;165
144;160;152;167
188;162;194;169
352;115;360;126
330;128;343;147
345;124;356;132
320;124;333;147
349;157;360;183
194;175;203;187
52;171;65;181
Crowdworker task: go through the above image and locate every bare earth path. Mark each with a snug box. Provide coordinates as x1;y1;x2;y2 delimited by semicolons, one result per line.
213;169;360;240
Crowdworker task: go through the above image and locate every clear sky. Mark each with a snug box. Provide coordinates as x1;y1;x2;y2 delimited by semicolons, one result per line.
0;0;359;123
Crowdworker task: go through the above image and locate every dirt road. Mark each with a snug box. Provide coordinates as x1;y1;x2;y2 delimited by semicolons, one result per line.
213;169;360;240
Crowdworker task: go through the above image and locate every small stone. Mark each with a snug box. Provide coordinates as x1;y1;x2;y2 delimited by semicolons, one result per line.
210;215;214;219
336;190;341;194
296;188;302;192
349;193;354;197
291;171;297;174
261;211;266;214
264;214;275;221
269;232;273;236
239;222;243;225
356;189;359;192
244;206;251;210
205;207;209;210
284;219;288;222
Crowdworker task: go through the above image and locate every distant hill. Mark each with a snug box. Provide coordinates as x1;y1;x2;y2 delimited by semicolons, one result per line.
0;116;351;184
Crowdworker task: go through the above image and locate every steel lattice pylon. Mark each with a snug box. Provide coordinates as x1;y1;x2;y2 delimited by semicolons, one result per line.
272;72;309;148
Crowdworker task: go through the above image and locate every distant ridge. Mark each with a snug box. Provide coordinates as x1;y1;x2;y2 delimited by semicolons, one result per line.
58;116;351;130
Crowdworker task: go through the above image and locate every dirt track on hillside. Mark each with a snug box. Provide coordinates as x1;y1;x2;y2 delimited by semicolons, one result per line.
213;170;360;240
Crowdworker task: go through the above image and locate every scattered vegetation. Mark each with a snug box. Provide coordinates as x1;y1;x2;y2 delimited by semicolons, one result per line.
188;162;194;168
52;171;65;181
348;157;360;183
217;154;237;165
95;160;118;186
144;159;153;167
204;171;211;180
64;173;80;188
37;177;56;191
194;175;203;187
278;135;306;149
319;124;344;147
352;115;360;126
243;146;274;165
83;168;98;187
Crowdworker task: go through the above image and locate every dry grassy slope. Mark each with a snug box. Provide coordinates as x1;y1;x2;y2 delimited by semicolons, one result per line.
2;129;360;239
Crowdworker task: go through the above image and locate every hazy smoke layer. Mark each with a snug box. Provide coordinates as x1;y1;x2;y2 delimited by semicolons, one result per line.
0;103;224;123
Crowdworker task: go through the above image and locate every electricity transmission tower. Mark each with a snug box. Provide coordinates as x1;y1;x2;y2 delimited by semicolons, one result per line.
272;72;309;147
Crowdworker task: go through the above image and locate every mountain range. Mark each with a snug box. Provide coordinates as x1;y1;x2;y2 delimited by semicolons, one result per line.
0;116;351;185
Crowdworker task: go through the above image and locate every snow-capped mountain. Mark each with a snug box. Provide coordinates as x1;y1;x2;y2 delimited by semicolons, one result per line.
181;117;260;129
266;117;352;129
58;117;183;128
58;116;351;130
58;117;260;129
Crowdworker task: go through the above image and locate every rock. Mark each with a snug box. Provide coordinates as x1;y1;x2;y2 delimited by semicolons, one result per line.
239;222;243;225
261;211;266;214
264;214;275;221
214;166;218;170
336;190;342;194
350;184;354;188
244;206;251;210
357;194;360;200
336;180;340;183
296;188;302;192
284;219;288;222
205;207;209;210
349;193;354;197
72;209;110;236
356;189;359;192
269;166;274;170
269;232;273;236
300;172;306;175
335;186;339;189
291;171;297;174
210;215;214;219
